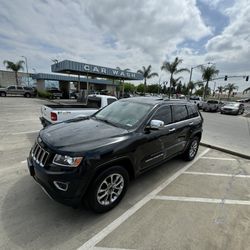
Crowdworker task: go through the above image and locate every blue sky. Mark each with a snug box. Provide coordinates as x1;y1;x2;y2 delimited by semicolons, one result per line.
0;0;249;91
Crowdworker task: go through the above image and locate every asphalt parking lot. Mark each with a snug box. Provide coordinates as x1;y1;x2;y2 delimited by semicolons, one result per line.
0;97;250;250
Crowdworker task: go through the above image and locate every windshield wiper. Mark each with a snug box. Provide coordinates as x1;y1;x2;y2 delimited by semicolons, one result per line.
95;117;119;127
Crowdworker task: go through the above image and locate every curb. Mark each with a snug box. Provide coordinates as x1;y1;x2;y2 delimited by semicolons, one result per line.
200;142;250;160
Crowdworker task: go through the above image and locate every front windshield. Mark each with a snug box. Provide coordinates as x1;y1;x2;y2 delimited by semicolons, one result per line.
94;100;153;128
226;103;239;107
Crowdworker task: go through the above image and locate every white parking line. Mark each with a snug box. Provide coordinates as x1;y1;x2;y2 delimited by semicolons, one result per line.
77;148;210;250
6;118;38;122
93;247;135;250
184;171;250;178
11;130;40;135
153;195;250;206
200;156;237;161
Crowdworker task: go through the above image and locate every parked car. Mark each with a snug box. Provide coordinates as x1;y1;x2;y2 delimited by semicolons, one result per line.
46;88;63;99
220;102;245;115
27;97;203;213
236;98;250;103
202;100;221;112
0;85;36;97
40;94;117;127
189;96;203;109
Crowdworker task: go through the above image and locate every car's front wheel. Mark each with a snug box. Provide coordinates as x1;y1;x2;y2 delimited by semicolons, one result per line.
182;136;200;161
86;166;129;213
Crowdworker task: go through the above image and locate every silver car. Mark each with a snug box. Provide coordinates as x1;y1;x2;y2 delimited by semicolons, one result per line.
220;102;244;115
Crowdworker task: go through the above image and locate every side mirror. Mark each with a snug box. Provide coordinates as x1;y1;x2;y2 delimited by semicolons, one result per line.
149;119;164;130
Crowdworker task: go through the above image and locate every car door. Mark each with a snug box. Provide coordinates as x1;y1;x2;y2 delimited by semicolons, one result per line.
137;105;177;171
17;86;24;95
170;104;190;153
7;86;17;95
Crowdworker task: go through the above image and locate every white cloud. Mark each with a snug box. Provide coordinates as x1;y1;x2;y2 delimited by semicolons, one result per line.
0;0;210;80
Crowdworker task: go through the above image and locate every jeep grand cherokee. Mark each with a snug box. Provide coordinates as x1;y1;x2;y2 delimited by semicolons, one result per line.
27;97;203;213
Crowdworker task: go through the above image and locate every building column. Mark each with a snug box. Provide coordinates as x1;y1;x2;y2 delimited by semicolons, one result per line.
59;81;70;99
36;79;45;90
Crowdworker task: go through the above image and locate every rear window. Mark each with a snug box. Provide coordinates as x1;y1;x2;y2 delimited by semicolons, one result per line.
23;87;33;90
207;100;218;104
107;98;117;105
172;105;189;122
187;105;199;118
87;97;101;108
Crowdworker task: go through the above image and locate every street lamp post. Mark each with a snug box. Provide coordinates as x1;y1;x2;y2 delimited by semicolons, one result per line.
21;56;29;86
189;62;214;85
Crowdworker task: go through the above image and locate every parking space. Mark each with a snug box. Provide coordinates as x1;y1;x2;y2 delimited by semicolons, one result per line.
0;97;250;250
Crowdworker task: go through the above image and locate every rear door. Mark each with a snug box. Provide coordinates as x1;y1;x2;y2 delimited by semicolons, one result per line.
170;104;190;153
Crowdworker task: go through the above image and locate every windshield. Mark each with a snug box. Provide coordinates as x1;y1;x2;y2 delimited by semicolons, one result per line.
94;101;153;128
226;103;239;107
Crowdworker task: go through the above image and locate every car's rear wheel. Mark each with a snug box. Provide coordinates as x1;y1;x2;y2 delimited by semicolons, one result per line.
24;93;31;98
182;136;200;161
86;166;129;213
0;92;6;97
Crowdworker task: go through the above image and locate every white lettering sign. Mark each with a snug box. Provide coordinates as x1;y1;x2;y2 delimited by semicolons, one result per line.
93;66;99;73
84;65;90;71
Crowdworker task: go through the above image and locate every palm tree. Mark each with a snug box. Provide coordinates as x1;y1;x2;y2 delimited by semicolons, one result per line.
243;87;250;94
3;60;25;85
200;65;219;99
171;76;182;94
224;83;238;100
161;57;190;98
137;65;158;95
187;81;198;96
216;86;224;100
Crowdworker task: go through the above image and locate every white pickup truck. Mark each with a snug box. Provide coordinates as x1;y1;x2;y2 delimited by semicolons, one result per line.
40;95;117;127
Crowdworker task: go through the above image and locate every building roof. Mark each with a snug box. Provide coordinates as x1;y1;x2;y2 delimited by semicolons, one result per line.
51;60;143;80
31;73;115;85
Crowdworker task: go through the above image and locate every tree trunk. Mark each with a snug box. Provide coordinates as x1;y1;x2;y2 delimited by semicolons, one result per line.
203;80;208;99
15;71;18;85
143;78;146;96
169;74;172;98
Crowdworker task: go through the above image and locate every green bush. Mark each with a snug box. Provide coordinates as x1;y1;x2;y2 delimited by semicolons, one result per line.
37;90;53;99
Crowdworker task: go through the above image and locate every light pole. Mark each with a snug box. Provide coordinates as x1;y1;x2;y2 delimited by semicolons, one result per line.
21;56;29;86
189;62;214;85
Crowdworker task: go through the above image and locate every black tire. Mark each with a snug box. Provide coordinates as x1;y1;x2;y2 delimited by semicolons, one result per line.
86;166;129;213
24;93;31;98
182;136;200;161
0;92;6;97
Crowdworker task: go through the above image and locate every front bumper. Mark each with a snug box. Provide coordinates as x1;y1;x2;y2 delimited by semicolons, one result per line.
221;109;238;114
27;157;88;207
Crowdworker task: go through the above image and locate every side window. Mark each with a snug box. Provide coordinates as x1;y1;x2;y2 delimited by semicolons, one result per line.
107;98;116;105
172;105;189;122
187;105;199;118
17;86;23;90
151;106;172;125
8;86;16;90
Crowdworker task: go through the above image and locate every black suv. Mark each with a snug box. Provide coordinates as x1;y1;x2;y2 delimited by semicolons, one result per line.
27;97;203;213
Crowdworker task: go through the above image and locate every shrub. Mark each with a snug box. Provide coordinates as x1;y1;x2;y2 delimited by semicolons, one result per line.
37;90;53;99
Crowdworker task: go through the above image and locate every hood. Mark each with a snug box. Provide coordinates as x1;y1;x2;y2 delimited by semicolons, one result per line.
40;118;129;154
222;104;238;109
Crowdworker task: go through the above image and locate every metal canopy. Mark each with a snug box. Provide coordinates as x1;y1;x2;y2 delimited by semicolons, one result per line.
31;73;115;85
51;60;143;81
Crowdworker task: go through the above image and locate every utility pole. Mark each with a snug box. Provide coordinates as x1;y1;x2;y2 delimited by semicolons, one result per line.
21;56;29;86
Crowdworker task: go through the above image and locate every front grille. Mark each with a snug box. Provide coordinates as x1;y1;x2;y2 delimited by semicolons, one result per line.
32;142;49;167
224;108;232;111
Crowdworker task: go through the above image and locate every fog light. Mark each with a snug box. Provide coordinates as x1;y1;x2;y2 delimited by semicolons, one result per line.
53;181;69;191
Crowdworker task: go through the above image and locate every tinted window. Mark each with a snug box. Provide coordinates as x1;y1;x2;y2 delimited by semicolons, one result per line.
152;106;172;125
207;100;218;104
187;105;199;118
17;86;23;90
107;98;117;105
172;105;189;122
8;86;16;90
24;87;32;90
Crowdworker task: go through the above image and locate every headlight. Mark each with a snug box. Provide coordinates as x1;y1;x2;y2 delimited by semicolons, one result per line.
53;154;83;167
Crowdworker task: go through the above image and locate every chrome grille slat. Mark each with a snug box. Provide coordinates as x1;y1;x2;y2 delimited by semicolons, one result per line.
32;142;49;167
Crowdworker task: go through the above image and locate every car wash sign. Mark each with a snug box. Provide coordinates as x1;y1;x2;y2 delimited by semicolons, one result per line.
51;60;143;80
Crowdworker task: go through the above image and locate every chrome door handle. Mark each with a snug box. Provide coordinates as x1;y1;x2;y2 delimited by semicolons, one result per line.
169;128;176;132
